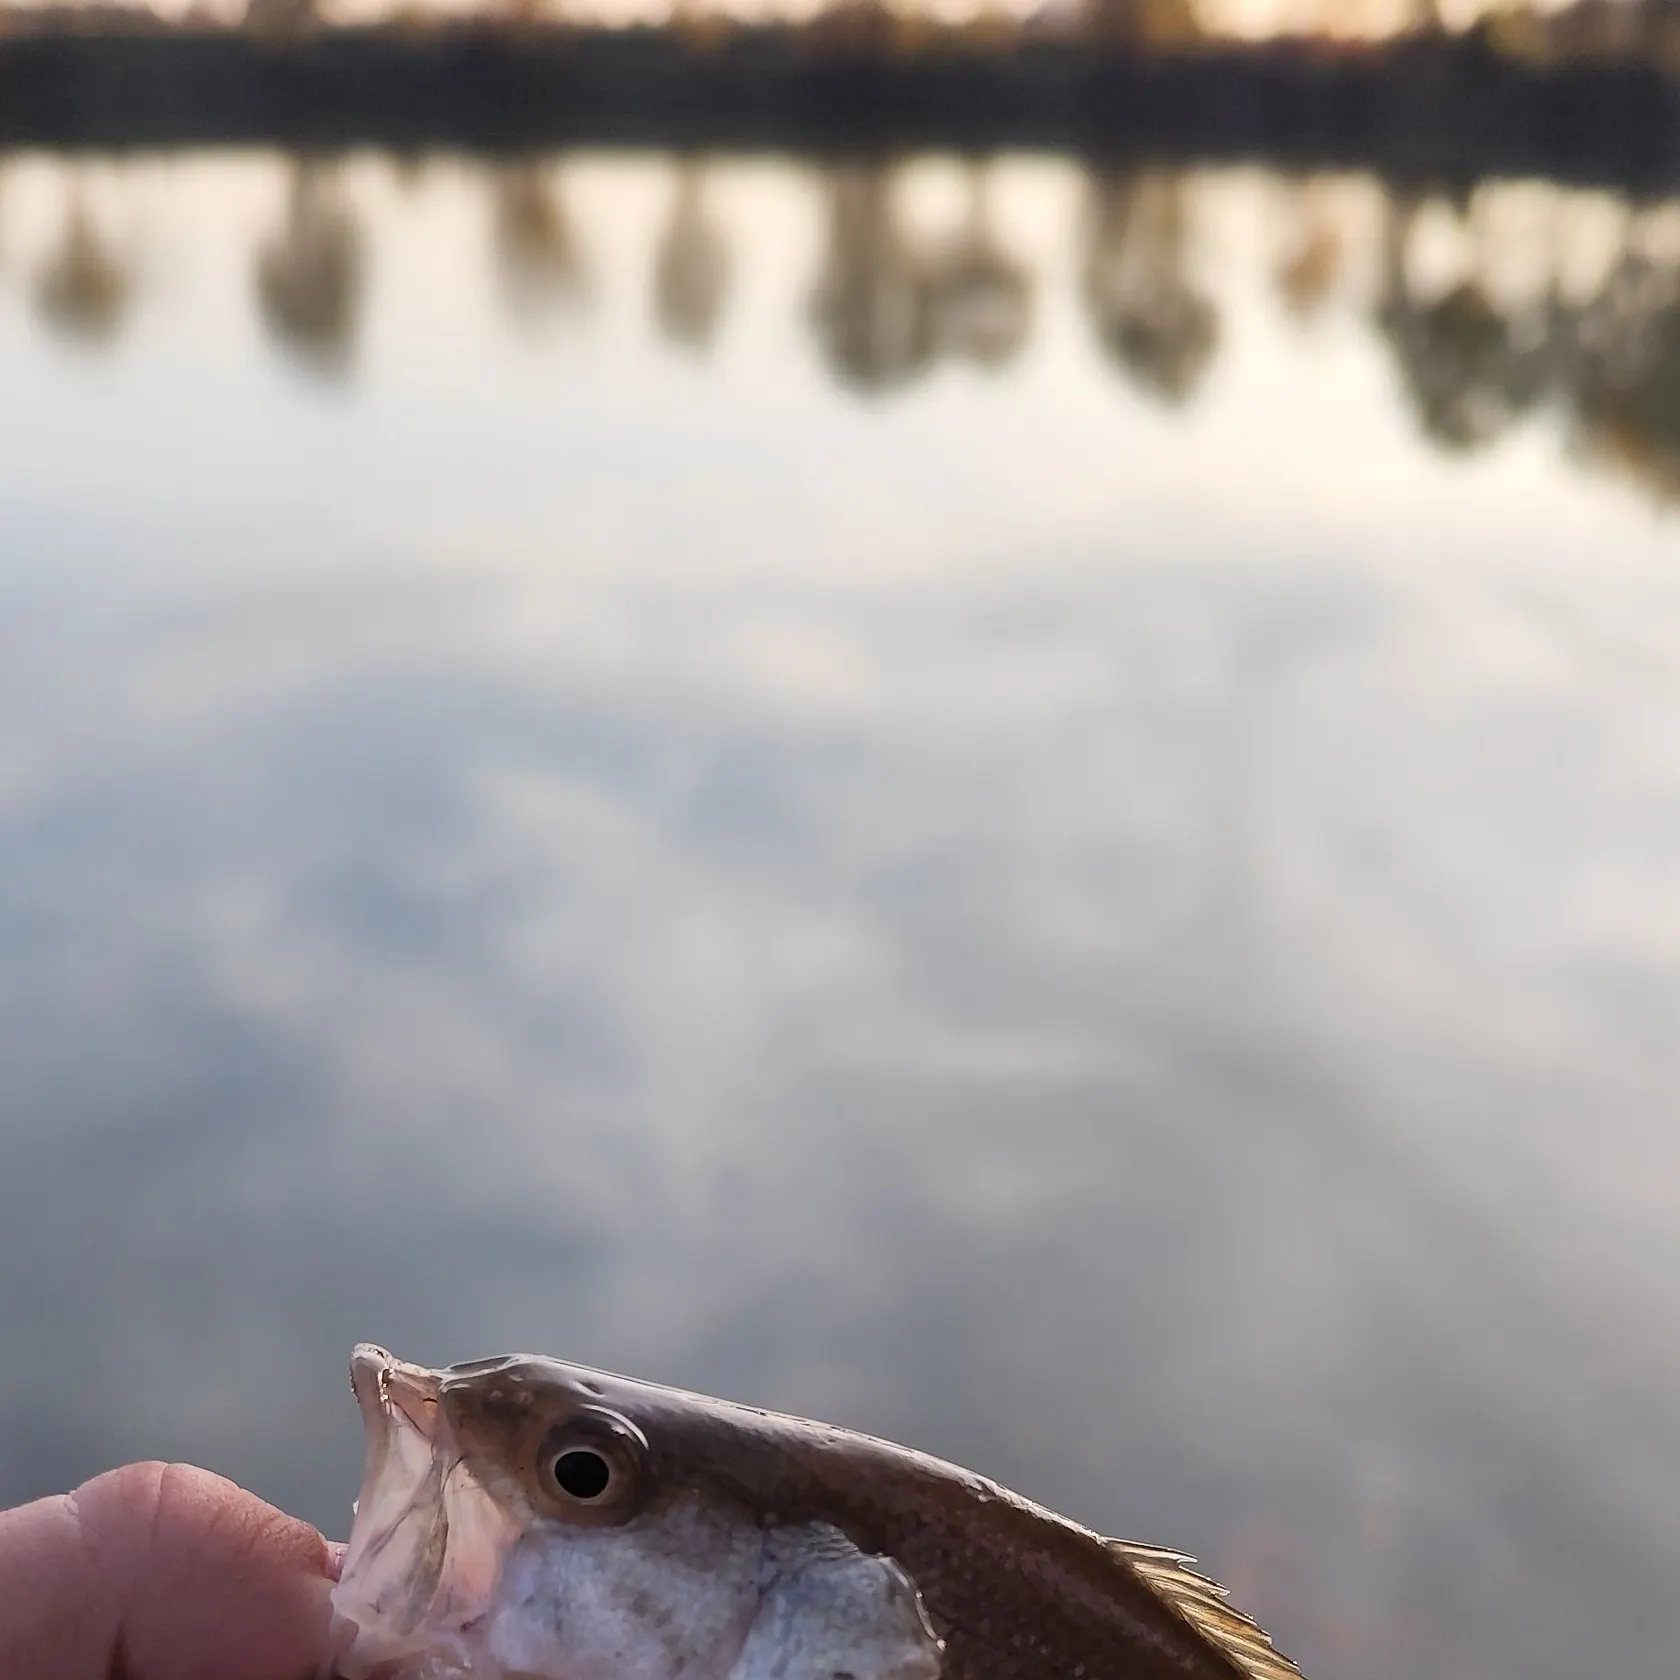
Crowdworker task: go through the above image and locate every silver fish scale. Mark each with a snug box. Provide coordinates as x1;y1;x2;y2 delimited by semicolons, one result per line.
483;1493;766;1680
732;1524;944;1680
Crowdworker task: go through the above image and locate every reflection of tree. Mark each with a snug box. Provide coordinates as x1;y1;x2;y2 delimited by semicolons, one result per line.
653;162;731;352
1373;194;1553;451
1570;253;1680;498
809;165;935;393
923;166;1032;370
256;161;363;377
36;190;132;346
1274;180;1344;323
1082;170;1219;405
492;163;589;327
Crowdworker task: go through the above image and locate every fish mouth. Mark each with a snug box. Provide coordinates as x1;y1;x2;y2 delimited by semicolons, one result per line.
331;1344;518;1678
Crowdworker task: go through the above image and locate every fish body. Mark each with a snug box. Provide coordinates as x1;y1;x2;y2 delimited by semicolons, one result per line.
330;1345;1303;1680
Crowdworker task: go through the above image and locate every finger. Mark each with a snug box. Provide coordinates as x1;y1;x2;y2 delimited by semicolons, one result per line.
0;1461;336;1680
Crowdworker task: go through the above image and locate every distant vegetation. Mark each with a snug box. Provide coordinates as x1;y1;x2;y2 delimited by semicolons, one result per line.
9;0;1680;73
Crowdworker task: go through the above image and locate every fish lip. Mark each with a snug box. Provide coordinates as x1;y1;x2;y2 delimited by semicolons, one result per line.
351;1343;444;1442
343;1345;455;1601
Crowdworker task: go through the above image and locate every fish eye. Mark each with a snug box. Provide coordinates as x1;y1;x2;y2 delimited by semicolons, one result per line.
551;1448;611;1501
534;1408;647;1523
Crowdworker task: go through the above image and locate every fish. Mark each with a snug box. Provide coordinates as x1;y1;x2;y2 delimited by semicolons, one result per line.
327;1343;1305;1680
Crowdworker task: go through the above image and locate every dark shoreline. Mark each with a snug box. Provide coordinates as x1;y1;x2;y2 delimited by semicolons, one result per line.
4;26;1680;189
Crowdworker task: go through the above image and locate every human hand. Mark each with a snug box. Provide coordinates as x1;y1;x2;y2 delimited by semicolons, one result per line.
0;1462;339;1680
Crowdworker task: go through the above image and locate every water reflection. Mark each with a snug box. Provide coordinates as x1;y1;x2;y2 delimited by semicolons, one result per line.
1083;170;1218;405
1360;185;1680;496
493;161;590;327
922;166;1032;369
653;160;730;350
15;151;1680;500
1375;191;1553;449
255;161;364;376
809;163;936;391
4;147;1680;1680
1272;179;1344;324
808;160;1034;390
1572;248;1680;494
34;187;132;345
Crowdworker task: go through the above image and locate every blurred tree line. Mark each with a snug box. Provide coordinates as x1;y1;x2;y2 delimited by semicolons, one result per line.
21;0;1680;74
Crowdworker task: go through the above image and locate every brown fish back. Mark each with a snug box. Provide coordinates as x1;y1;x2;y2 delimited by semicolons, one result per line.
676;1407;1305;1680
870;1473;1298;1680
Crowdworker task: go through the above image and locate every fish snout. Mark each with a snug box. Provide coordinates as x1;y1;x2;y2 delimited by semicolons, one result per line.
351;1342;445;1444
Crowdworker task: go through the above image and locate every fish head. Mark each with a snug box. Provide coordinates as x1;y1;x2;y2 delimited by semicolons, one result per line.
331;1345;946;1680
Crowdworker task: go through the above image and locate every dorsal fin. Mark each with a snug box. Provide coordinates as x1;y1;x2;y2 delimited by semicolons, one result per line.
1105;1538;1305;1680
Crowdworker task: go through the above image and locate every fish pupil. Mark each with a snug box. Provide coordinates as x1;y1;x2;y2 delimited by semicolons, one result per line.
553;1449;612;1501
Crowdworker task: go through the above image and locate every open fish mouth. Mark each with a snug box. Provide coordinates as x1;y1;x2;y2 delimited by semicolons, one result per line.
331;1345;519;1677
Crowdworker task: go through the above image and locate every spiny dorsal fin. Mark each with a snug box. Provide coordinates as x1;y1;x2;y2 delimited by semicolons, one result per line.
1105;1539;1305;1680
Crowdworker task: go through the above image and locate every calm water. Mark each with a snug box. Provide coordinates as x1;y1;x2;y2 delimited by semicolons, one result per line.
4;150;1680;1680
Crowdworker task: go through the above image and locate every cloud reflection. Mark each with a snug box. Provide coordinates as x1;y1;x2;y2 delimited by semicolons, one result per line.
1;511;1679;1680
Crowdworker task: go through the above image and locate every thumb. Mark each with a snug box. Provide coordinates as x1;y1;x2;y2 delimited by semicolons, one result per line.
0;1461;336;1680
